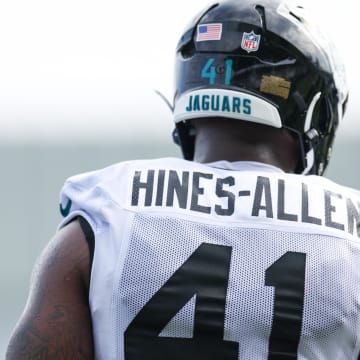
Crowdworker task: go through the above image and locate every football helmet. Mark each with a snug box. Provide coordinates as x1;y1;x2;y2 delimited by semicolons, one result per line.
172;0;348;175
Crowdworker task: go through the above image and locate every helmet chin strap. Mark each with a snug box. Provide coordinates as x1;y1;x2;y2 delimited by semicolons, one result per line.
302;92;321;175
154;89;174;113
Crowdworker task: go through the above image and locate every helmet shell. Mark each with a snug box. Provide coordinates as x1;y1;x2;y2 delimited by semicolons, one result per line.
173;0;348;175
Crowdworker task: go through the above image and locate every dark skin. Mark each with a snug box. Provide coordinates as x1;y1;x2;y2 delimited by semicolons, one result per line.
6;118;300;358
6;220;94;359
192;118;300;172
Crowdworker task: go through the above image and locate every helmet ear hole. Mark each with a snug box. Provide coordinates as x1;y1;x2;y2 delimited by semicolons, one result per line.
180;41;196;59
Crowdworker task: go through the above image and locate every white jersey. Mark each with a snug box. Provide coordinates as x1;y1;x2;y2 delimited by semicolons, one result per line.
58;157;360;360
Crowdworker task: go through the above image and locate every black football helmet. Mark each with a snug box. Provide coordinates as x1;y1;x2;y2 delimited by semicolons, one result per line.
172;0;348;175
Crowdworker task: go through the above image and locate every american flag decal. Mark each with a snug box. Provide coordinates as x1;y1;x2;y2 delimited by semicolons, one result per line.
196;23;222;42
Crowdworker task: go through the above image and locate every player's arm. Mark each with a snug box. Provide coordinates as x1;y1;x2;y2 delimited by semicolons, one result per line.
6;219;94;359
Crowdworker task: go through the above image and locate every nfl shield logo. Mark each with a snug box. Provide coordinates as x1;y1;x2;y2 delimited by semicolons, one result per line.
241;31;261;53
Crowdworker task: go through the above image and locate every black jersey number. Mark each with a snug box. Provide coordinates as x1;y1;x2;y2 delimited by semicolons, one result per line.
124;243;306;359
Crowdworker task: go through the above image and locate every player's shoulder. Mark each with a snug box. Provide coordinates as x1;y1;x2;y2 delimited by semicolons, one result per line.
293;173;360;199
63;157;194;187
60;157;199;206
58;158;192;226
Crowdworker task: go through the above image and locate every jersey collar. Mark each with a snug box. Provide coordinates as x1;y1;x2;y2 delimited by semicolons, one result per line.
206;160;285;173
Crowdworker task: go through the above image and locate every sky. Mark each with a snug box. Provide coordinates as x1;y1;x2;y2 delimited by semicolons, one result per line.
0;0;357;144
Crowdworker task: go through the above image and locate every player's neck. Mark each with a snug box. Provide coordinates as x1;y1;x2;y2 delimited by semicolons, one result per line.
194;143;294;171
192;120;299;173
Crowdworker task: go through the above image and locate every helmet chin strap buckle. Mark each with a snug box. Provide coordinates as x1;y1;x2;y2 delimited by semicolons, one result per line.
301;128;320;175
305;128;320;148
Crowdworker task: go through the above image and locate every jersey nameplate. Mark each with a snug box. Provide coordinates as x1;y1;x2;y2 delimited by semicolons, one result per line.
129;169;360;239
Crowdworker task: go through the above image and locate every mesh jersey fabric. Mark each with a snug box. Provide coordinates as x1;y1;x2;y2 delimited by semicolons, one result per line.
58;157;360;359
